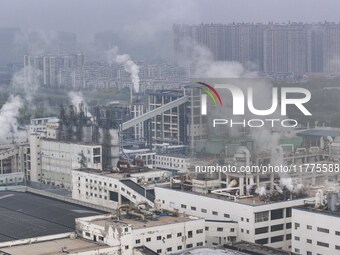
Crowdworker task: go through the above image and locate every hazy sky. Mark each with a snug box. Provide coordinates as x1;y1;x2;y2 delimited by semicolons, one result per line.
0;0;339;41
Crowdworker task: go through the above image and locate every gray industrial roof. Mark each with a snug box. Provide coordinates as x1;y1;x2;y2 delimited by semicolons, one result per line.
0;191;103;242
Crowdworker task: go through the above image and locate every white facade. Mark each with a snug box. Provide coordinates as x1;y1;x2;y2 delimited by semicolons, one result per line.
292;207;340;255
155;187;310;251
154;154;190;173
72;170;161;209
76;214;205;255
39;140;102;189
205;220;238;245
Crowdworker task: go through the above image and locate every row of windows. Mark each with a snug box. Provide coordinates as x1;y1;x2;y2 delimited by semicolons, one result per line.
155;162;185;168
303;250;340;255
180;204;230;218
135;230;204;244
296;223;340;235
121;187;137;200
85;192;107;199
255;234;290;245
155;157;186;163
295;238;340;250
155;242;203;254
255;223;288;235
85;186;108;192
205;227;235;232
254;208;291;223
82;177;114;187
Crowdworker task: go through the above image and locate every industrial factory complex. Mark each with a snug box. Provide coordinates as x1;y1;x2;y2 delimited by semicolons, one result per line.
2;5;340;253
0;81;340;255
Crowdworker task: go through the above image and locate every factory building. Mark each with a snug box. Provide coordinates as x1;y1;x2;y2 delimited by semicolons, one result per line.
40;140;102;189
155;186;310;251
76;213;205;255
292;190;340;255
72;168;171;209
154;154;190;173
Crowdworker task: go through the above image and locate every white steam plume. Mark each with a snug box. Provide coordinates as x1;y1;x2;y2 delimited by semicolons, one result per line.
107;47;140;93
255;186;267;196
0;96;24;143
68;91;92;117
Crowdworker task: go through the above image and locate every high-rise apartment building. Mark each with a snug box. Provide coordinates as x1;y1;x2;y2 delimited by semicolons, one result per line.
174;22;340;74
24;53;85;88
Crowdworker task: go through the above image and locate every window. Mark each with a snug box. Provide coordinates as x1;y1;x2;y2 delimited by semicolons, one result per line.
255;211;269;223
197;242;203;246
271;224;284;232
157;236;161;240
201;208;207;213
316;241;329;247
241;229;244;233
271;235;284;243
271;209;284;220
317;227;329;233
317;241;329;247
307;225;312;230
217;227;223;232
136;239;141;244
166;247;172;252
146;237;151;242
177;232;182;237
294;248;300;253
336;245;340;250
186;244;193;248
255;238;268;245
241;217;244;221
255;226;268;235
167;234;172;239
246;230;249;234
125;227;129;232
286;234;291;240
246;218;249;222
191;206;196;211
224;213;230;218
181;204;186;209
212;211;218;215
85;232;90;237
307;252;312;255
125;246;129;250
286;223;292;229
157;249;162;253
230;228;235;232
188;231;193;238
307;239;312;244
98;236;104;241
286;208;292;217
336;231;340;236
205;227;209;231
295;223;300;229
177;246;182;250
294;236;300;241
196;229;203;234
